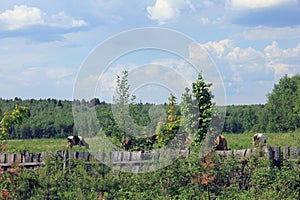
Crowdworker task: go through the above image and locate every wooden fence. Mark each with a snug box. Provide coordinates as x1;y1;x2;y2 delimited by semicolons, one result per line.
1;146;299;172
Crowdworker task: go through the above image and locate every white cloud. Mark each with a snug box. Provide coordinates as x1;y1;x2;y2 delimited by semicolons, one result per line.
0;5;87;31
227;0;298;10
201;39;233;58
264;41;300;78
147;0;195;24
200;39;300;98
241;26;300;40
0;5;44;30
201;39;274;85
47;12;87;28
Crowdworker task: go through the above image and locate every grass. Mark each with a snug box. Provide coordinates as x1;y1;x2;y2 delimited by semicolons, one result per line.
2;138;67;153
1;130;300;153
223;131;300;150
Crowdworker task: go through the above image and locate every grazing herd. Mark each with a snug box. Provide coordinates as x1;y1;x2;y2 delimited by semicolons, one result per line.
66;133;267;151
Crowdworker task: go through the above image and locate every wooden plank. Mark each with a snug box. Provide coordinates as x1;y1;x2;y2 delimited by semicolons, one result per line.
141;152;151;160
122;151;131;162
234;149;247;158
131;163;140;173
7;154;15;164
289;147;300;159
272;146;281;161
245;148;255;157
112;151;121;162
283;146;290;159
0;154;6;163
90;152;105;163
77;152;89;161
131;151;141;161
32;153;40;163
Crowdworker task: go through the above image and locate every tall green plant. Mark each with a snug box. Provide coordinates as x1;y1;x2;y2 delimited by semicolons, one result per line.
181;73;213;151
156;93;180;147
112;70;137;144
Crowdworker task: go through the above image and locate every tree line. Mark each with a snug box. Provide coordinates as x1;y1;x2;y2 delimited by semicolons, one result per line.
0;74;299;142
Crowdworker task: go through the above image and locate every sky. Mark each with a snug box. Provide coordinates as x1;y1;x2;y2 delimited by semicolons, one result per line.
0;0;300;105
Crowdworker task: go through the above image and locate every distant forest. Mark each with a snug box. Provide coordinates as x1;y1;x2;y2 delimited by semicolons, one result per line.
1;74;299;140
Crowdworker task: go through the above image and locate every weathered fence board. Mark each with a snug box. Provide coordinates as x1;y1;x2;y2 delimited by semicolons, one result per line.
1;146;299;171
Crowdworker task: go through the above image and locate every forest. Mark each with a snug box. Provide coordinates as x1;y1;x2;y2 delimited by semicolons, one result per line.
0;74;299;142
0;75;299;140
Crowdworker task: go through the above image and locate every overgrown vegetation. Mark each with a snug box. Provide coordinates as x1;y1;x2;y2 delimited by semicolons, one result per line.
1;74;300;199
1;151;299;199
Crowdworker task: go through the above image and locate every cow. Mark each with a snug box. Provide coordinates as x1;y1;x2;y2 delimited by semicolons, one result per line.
253;133;267;147
122;138;132;150
67;136;89;149
214;135;228;150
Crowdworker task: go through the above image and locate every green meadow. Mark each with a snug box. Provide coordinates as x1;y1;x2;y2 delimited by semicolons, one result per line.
2;130;299;153
223;131;300;150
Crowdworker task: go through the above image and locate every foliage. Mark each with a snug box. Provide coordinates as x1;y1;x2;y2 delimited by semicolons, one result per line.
256;74;300;132
112;70;136;138
0;104;29;141
0;104;28;199
156;94;181;148
181;73;213;151
223;104;263;133
1;150;299;199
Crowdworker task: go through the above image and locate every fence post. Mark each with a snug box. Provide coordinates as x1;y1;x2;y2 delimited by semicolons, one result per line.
63;150;69;170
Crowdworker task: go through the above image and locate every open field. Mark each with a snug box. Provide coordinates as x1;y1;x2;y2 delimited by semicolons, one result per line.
224;131;300;150
1;130;300;153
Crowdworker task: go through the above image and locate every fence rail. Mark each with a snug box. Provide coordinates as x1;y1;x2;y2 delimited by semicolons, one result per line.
1;146;299;172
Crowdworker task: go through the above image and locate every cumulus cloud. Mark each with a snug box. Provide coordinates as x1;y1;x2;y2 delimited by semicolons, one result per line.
0;5;44;30
264;41;300;77
198;39;300;103
200;39;275;104
147;0;195;24
0;5;87;31
227;0;298;10
201;39;274;82
201;39;233;58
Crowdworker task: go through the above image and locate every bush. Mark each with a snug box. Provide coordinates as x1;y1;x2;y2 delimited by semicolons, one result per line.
2;151;299;199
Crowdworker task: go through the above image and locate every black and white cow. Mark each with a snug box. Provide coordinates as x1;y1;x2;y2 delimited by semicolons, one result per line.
253;133;267;147
67;136;89;149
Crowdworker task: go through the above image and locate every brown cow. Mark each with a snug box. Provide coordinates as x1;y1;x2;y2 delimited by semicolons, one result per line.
122;138;132;150
214;135;228;150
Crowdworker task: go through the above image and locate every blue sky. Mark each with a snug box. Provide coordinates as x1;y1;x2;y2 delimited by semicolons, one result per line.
0;0;300;105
